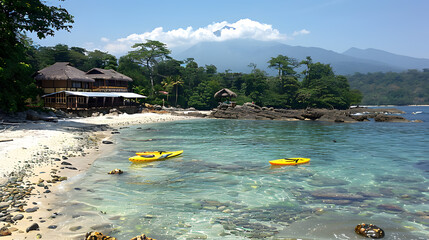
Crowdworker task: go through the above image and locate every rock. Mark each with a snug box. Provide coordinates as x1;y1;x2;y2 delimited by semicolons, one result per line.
130;234;156;240
377;204;404;212
209;105;410;122
0;227;11;236
102;140;114;144
311;191;365;201
26;110;41;121
85;231;117;240
69;226;82;231
26;223;39;232
355;223;385;238
61;161;72;165
25;206;39;213
47;225;57;229
12;214;24;221
374;114;409;122
59;176;68;181
108;169;123;175
0;202;9;211
322;199;352;205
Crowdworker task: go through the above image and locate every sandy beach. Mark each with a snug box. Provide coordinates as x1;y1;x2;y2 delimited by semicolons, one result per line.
0;112;198;239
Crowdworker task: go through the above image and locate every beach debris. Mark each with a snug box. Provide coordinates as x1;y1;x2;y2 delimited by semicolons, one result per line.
85;231;117;240
26;223;39;233
102;140;114;144
355;223;385;238
108;169;123;175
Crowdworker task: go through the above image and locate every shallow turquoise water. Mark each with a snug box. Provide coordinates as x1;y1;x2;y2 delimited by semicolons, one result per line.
62;106;429;239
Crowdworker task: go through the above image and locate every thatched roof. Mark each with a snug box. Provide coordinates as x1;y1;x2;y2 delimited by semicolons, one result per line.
214;88;237;98
34;62;94;82
86;68;133;82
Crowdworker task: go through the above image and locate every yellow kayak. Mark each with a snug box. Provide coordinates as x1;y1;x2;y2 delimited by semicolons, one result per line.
129;150;183;163
269;158;310;166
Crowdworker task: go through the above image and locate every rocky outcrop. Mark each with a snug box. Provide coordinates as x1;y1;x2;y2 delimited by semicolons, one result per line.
209;104;410;123
374;113;409;122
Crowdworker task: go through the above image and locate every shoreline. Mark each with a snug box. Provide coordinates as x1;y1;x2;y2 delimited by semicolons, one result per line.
0;112;197;239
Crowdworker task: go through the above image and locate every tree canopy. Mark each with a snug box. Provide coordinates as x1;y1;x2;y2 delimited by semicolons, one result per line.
1;0;366;113
348;69;429;105
0;0;74;112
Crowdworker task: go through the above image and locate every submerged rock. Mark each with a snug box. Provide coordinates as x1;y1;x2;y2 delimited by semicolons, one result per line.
377;204;404;212
85;231;117;240
130;234;157;240
355;223;385;238
108;169;123;175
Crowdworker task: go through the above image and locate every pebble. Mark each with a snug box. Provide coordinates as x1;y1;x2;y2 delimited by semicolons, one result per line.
26;223;39;232
0;226;11;236
69;226;82;231
12;214;24;221
25;206;39;213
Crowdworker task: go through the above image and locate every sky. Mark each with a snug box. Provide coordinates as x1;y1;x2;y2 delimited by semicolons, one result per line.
30;0;429;59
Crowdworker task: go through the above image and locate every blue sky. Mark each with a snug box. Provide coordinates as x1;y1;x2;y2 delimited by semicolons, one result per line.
31;0;429;59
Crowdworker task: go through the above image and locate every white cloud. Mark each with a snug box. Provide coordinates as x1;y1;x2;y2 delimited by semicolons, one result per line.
100;19;309;55
292;29;310;36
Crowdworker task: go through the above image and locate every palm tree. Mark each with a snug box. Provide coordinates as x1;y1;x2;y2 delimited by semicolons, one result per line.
161;76;173;102
171;76;184;106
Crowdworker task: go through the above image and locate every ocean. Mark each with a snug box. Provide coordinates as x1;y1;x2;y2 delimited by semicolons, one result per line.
59;106;429;239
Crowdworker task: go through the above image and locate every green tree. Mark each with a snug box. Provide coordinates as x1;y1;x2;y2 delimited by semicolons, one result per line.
0;0;74;112
243;66;267;106
172;76;184;106
84;50;118;70
128;40;172;96
268;55;299;93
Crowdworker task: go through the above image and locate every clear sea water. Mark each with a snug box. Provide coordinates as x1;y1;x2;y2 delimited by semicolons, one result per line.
59;106;429;240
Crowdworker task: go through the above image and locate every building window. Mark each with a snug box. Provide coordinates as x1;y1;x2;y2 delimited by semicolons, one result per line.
72;82;82;88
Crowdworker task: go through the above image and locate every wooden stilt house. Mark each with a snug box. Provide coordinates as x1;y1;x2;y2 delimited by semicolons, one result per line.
34;62;146;110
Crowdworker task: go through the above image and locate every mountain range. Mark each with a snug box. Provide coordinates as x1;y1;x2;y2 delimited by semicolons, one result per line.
172;39;429;75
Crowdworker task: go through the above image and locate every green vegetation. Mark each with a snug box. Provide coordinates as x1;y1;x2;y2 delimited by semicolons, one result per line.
348;69;429;105
0;0;379;112
0;0;74;112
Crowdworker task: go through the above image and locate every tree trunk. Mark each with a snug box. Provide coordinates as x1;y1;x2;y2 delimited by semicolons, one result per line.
175;85;178;106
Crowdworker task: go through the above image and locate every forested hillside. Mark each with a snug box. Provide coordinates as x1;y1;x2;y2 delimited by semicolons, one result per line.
17;42;361;111
348;70;429;105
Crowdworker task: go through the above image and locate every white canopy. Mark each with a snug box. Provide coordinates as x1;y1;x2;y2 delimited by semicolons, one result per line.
42;91;147;98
